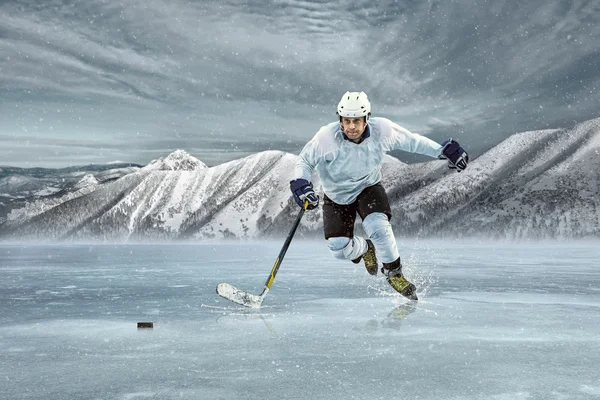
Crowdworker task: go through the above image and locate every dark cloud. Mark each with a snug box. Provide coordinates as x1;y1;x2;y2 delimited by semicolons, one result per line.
1;0;599;167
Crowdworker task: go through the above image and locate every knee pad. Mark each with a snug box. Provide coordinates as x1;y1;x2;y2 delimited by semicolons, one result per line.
327;236;367;260
362;212;399;263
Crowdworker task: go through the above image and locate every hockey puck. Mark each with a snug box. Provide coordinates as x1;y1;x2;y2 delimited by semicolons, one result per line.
137;322;154;329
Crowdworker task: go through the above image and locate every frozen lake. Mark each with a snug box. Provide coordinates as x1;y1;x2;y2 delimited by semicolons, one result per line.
1;240;599;400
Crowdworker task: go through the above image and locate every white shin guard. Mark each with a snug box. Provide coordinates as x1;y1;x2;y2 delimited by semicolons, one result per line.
362;212;399;263
327;236;368;261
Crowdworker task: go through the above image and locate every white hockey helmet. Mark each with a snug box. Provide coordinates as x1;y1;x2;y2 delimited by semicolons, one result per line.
336;91;371;119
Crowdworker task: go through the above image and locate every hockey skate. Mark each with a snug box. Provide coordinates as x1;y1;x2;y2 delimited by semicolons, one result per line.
382;258;418;301
352;239;378;276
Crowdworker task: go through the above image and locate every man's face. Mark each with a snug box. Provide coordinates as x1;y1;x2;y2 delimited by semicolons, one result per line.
340;117;367;140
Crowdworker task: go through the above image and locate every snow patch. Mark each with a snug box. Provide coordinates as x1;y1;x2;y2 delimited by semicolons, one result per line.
33;187;62;196
143;150;207;172
74;174;99;189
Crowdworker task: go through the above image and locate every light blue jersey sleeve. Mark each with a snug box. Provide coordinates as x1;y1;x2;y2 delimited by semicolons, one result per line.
379;118;443;158
294;140;318;182
293;122;339;183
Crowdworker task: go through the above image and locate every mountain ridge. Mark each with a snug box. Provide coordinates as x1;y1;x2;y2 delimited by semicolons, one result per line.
1;118;599;240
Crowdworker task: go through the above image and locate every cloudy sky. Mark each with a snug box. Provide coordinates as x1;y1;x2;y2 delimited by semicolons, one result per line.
1;0;599;168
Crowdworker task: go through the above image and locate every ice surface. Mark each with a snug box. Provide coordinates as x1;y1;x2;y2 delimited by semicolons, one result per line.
0;240;599;400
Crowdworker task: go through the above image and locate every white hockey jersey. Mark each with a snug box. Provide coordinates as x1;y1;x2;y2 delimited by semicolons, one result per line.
293;117;443;204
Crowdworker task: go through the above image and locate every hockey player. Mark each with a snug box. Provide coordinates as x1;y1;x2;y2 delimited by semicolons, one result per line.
290;91;468;300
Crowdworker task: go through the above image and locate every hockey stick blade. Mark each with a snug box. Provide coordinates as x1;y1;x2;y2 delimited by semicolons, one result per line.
215;203;307;308
216;282;266;308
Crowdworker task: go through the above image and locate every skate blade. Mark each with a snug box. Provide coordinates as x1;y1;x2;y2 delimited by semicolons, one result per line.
402;284;419;301
405;292;419;301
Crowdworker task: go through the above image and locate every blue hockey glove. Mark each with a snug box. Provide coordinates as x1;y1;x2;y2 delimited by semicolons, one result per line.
290;179;319;210
440;138;469;172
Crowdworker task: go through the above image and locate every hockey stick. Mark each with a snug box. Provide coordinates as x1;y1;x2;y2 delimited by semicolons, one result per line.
216;200;309;308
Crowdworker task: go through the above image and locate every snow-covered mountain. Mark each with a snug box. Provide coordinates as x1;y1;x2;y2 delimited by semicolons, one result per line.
388;118;600;239
0;150;318;240
1;117;599;241
142;149;208;172
0;163;141;219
